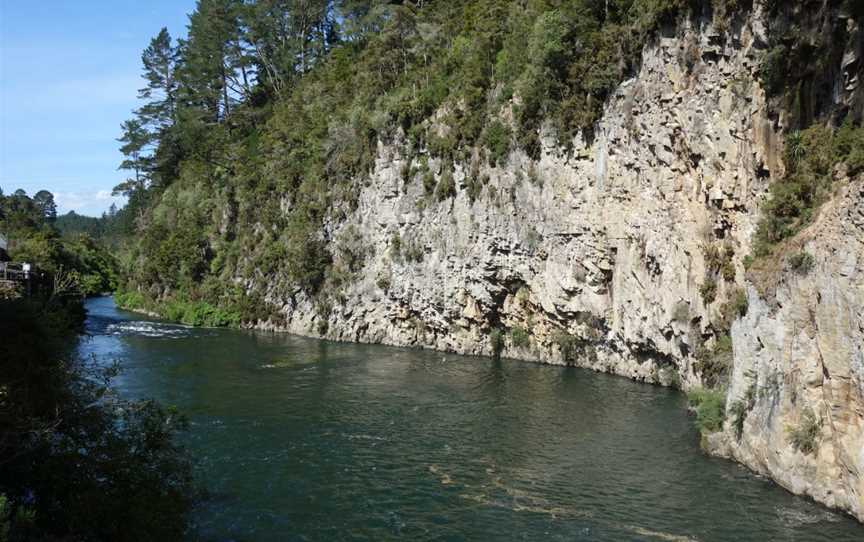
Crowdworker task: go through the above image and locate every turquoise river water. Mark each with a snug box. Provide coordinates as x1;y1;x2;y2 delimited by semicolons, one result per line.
78;297;863;541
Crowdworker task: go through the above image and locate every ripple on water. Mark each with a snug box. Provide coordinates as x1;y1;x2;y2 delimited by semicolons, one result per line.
80;296;864;542
105;320;193;338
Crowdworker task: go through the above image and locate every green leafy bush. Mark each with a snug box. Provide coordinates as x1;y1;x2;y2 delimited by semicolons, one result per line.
482;120;512;165
700;279;718;305
788;251;814;274
0;297;194;539
730;383;756;440
390;232;403;260
435;169;456;201
695;334;733;389
510;326;530;348
754;122;864;258
114;290;146;310
163;300;242;327
787;408;821;455
719;287;748;329
688;389;727;435
553;331;583;363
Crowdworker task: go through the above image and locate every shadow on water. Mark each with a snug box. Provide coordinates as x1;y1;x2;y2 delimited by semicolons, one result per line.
78;296;864;542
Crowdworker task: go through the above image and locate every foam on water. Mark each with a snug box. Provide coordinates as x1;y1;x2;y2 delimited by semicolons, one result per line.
106;320;192;338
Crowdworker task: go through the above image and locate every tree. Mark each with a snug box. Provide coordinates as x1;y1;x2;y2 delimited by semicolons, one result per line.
115;118;153;197
180;0;248;121
137;28;180;129
32;190;57;221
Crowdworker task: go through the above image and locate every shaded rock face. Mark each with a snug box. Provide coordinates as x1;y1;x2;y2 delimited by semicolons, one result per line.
253;10;864;521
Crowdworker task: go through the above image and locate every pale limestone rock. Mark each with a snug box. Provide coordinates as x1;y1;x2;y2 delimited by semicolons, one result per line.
252;13;864;522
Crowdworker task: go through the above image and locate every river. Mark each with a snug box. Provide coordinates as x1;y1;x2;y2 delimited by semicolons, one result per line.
78;297;862;541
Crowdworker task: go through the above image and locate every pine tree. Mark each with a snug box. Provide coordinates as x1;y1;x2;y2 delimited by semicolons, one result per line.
181;0;247;121
138;28;180;129
115;119;153;196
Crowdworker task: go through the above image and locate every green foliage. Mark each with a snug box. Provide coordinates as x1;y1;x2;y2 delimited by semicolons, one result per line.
115;288;243;327
0;297;193;540
759;45;788;97
376;274;391;291
435;168;456;201
688;389;727;435
695;334;733;389
730;383;756;441
699;278;717;305
114;289;146;310
672;301;691;323
553;331;584;363
482;120;511;165
754;121;864;257
510;326;530;348
163;299;242;327
112;0;761;328
423;170;437;196
787;408;821;455
390;232;403;260
0;190;118;296
788;250;814;274
402;236;425;263
719;287;748;328
704;243;735;281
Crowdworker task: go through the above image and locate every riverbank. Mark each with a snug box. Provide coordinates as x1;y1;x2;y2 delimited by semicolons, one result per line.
84;296;864;540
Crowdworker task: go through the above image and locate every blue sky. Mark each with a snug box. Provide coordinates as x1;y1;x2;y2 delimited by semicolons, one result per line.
0;1;195;216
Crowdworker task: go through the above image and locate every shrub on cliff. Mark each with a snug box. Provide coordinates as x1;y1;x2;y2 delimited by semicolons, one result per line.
788;251;814;274
694;334;733;389
699;279;717;305
787;408;821;455
688;389;726;435
435;169;457;202
753;121;864;258
510;326;530;348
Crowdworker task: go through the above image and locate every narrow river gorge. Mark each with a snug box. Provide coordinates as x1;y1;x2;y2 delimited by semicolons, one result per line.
77;297;862;541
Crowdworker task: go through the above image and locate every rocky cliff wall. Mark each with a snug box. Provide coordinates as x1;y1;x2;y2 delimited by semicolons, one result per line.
252;7;864;521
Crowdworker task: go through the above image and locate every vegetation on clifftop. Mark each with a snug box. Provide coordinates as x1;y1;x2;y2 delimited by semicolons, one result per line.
111;0;763;326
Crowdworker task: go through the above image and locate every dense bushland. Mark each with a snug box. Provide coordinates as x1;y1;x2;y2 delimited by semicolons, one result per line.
0;189;118;296
114;0;764;325
0;296;195;540
0;194;194;540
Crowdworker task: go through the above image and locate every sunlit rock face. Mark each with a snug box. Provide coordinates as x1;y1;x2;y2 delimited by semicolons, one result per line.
250;8;864;522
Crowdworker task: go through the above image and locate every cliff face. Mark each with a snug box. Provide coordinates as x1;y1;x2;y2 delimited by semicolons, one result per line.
242;7;864;520
714;177;864;521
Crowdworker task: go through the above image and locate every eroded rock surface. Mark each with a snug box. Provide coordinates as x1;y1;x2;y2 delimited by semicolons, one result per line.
251;11;864;521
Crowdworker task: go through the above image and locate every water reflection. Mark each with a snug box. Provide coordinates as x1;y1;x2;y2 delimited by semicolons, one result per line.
78;297;863;542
